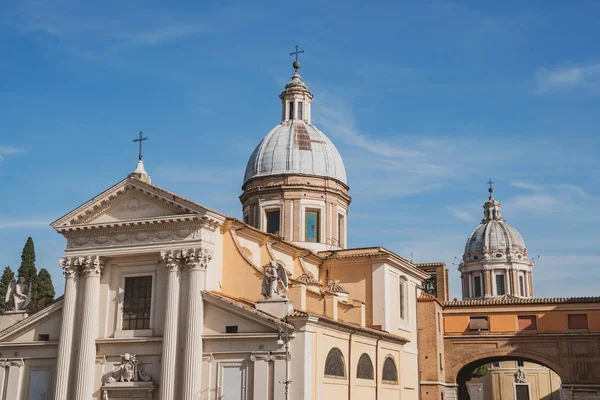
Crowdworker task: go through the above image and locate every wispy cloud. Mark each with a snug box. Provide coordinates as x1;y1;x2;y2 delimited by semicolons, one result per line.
0;146;25;161
0;220;49;229
535;63;600;94
506;181;595;217
449;207;476;222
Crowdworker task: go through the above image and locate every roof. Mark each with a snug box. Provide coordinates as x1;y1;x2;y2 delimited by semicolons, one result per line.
444;294;600;307
244;120;347;185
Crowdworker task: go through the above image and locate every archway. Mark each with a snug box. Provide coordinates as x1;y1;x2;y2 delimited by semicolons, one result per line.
456;355;562;400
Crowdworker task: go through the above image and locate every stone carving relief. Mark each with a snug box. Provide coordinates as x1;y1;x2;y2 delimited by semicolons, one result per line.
66;226;214;250
515;367;526;383
106;353;151;384
261;261;289;299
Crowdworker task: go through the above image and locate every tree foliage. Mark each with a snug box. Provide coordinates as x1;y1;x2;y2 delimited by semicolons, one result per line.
36;268;55;300
0;266;15;312
18;237;37;282
471;365;489;378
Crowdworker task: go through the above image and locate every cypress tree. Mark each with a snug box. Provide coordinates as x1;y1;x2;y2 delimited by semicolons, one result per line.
17;237;38;313
0;266;15;313
36;268;55;301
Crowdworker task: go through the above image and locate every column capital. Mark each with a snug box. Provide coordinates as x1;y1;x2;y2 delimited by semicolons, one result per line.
160;250;183;272
59;257;79;278
80;255;105;277
184;248;212;271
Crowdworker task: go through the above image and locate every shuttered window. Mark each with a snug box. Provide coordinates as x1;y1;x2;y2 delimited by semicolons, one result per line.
518;315;537;331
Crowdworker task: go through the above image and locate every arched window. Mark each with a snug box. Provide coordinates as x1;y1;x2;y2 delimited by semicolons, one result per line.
356;353;374;380
324;348;345;378
382;356;398;384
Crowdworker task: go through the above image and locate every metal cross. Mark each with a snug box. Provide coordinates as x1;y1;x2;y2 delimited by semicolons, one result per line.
289;45;304;62
133;131;148;161
487;179;494;190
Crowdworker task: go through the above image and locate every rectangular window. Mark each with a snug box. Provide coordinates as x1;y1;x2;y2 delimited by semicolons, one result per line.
519;275;525;296
469;316;489;331
517;360;525;367
288;101;294;120
266;209;281;235
491;361;500;368
244;213;250;225
439;353;444;371
474;276;482;298
305;209;320;242
26;369;51;400
37;334;50;341
297;101;303;120
399;281;405;320
568;314;589;329
122;276;152;330
495;274;506;295
518;315;537;331
337;214;345;247
515;384;530;400
225;325;238;334
437;312;441;332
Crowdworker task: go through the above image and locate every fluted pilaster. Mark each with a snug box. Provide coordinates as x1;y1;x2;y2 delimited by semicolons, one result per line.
54;257;79;400
74;255;104;400
159;250;183;400
181;248;212;400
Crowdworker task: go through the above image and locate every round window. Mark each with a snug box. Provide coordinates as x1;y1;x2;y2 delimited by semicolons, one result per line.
496;253;502;258
473;256;479;260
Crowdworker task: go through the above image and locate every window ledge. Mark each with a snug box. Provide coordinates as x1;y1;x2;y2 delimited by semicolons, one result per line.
114;329;153;338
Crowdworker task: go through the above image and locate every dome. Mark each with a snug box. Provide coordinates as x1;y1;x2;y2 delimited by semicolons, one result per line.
462;187;529;263
243;115;347;185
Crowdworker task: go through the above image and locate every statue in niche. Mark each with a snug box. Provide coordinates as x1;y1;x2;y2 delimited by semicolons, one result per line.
515;367;526;383
261;261;289;299
5;277;32;311
106;353;151;383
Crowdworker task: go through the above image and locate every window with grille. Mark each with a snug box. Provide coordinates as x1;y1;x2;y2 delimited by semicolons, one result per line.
382;356;398;384
122;276;152;330
324;348;345;378
288;101;294;120
356;353;374;380
297;101;303;120
495;274;505;295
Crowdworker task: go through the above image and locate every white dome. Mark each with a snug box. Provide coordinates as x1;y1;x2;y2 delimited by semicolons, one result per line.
464;220;528;262
244;119;347;185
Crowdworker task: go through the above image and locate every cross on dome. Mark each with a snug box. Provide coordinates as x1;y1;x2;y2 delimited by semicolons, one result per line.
289;45;304;71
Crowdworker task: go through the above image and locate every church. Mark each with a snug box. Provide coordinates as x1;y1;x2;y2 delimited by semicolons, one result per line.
0;59;430;400
1;57;599;400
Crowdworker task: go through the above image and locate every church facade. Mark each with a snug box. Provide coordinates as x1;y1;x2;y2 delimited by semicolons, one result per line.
0;63;428;400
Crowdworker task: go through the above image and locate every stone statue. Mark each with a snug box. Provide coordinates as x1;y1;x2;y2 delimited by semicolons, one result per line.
106;353;151;383
515;367;526;383
261;261;289;299
5;277;32;311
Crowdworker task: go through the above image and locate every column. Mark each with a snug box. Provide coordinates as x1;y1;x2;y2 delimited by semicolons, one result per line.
527;271;534;297
74;256;104;400
54;257;79;399
5;359;24;399
483;269;492;297
251;356;269;400
159;250;183;400
273;355;288;400
181;248;212;400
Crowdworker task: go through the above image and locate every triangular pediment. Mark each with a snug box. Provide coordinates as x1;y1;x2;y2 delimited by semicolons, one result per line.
51;177;225;230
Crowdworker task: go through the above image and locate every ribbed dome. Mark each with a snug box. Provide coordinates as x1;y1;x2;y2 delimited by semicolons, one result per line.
462;187;529;262
243;119;347;185
464;221;527;261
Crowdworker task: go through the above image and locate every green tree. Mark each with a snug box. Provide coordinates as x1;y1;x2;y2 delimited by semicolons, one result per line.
36;268;55;301
471;365;489;378
18;237;39;313
0;266;15;313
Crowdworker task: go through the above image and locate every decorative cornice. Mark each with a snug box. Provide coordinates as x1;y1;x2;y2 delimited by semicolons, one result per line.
294;273;320;286
444;295;600;307
0;359;24;367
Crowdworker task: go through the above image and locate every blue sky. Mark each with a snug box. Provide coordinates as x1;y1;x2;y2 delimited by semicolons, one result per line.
0;0;599;298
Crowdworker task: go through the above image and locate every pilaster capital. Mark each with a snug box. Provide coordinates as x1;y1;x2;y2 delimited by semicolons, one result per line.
59;257;79;278
184;248;212;271
80;255;105;277
160;250;183;272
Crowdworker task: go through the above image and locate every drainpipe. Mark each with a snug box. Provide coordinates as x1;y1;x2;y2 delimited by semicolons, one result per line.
375;337;381;400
